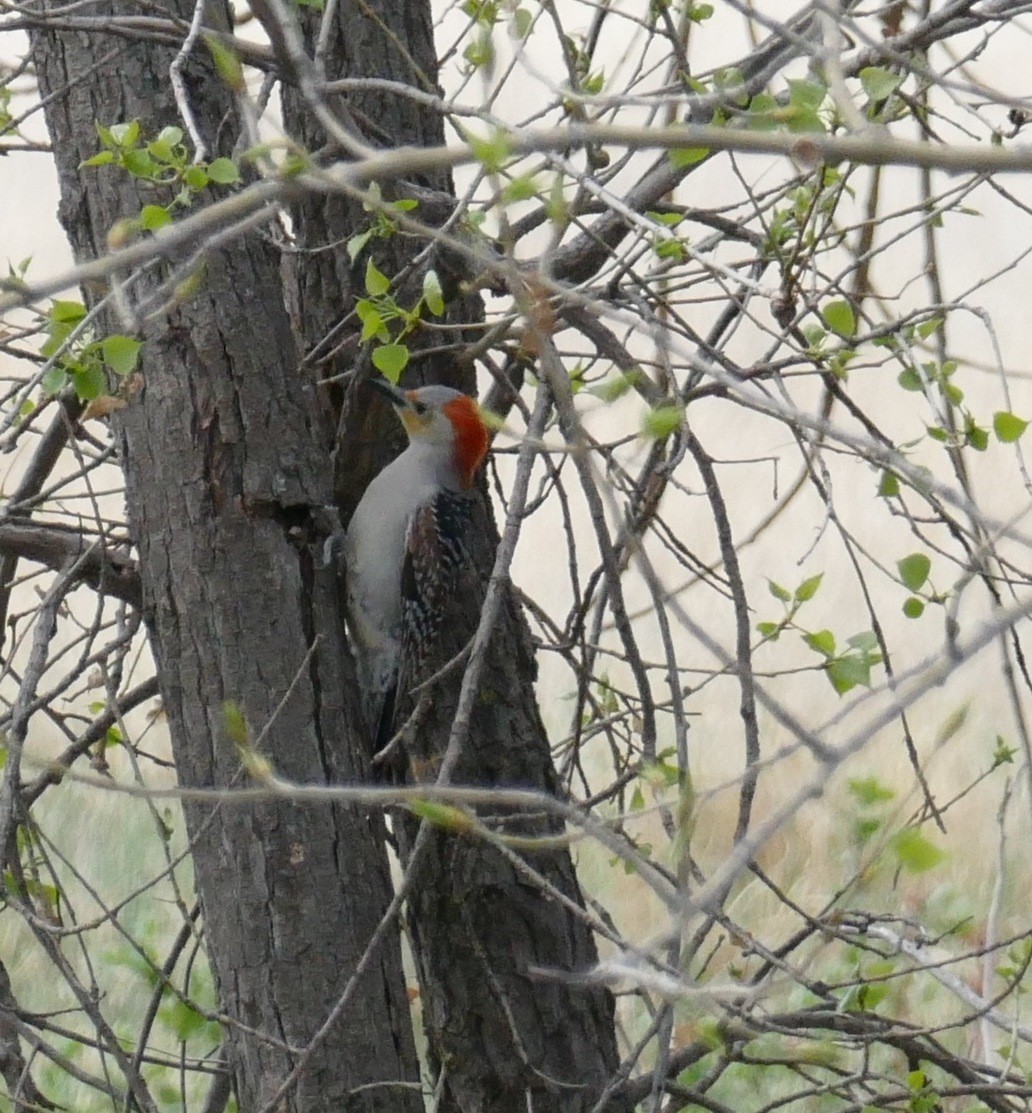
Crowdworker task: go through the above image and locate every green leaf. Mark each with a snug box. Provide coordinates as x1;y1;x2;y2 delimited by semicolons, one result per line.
41;330;68;359
512;7;533;38
155;125;184;148
828;348;855;381
365;258;391;297
222;701;249;747
804;629;836;657
463;34;495;69
854;817;880;843
108;120;140;148
204;34;245;92
859;66;903;103
537;179;565;230
469;129;511;173
794;573;823;603
847;631;879;653
50;300;87;324
371;343;409;382
654;238;685;261
139;205;172;232
207;157;241;184
897;552;931;592
897;366;923;392
786;105;824;133
80;150;116;168
787;79;826;109
704;66;743;106
503;174;538;202
280;151;311;178
648;210;684;228
821;299;856;338
183;165;209;191
994;410;1029;443
582;71;605;95
768;581;791;603
641;403;683;439
902;596;925;619
745;93;779;130
878;470;900;498
856;982;888;1011
756;621;780;639
967;419;988;451
423;269;445;316
72;363;107;401
161;999;211;1041
848;776;895;805
593;371;639;402
992;735;1016;768
669;147;709;168
407;799;474;832
891;828;946;873
148;138;176;164
827;654;872;695
122;148;158;179
355;299;387;343
102;335;142;376
802;323;826;351
347;229;374;262
41;366;69;395
936;703;969;745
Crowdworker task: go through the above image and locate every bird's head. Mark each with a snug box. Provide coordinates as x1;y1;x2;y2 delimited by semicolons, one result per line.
369;379;490;489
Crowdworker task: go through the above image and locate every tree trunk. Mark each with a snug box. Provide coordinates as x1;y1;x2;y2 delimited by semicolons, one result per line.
396;498;626;1113
30;4;422;1110
278;2;625;1108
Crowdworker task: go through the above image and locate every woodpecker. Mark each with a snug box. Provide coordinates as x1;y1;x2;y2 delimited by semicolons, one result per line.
344;379;491;756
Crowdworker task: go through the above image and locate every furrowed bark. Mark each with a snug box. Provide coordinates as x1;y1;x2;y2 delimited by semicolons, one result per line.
278;2;624;1108
30;4;421;1109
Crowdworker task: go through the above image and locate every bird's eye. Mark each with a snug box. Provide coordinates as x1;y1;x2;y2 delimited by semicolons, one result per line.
412;400;428;416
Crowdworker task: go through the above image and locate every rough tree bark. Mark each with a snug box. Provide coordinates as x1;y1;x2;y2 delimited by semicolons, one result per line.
30;2;422;1110
276;2;625;1109
29;0;625;1104
395;495;627;1113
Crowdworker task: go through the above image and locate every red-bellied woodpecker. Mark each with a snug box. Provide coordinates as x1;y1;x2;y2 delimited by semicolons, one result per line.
345;379;490;756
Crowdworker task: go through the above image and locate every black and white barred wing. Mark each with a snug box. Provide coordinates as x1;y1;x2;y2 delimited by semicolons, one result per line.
378;490;476;754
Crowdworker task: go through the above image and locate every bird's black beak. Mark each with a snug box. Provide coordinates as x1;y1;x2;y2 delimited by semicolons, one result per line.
367;377;410;408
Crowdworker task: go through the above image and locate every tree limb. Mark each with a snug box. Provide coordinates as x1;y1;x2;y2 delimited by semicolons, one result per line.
0;522;141;609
